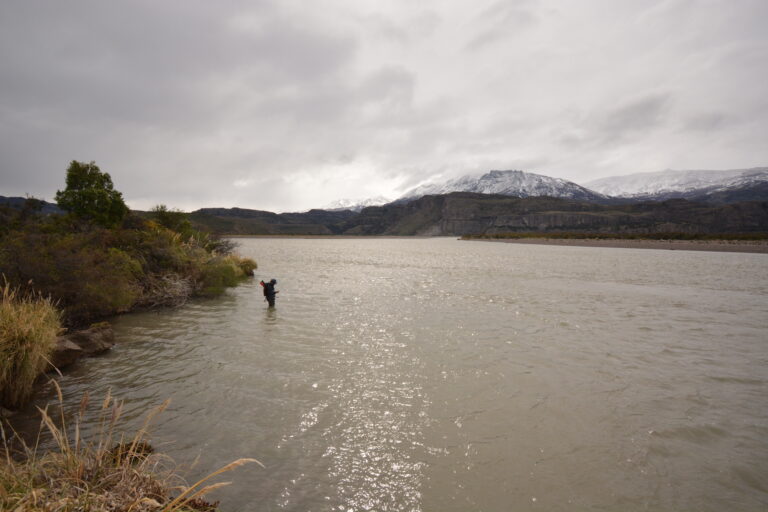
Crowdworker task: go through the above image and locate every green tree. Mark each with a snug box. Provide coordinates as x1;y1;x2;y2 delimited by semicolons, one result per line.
55;160;129;227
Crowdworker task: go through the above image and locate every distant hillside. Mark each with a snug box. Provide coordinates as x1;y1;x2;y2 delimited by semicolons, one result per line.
399;170;608;203
584;167;768;201
6;191;765;237
0;195;63;214
190;207;356;235
190;194;768;236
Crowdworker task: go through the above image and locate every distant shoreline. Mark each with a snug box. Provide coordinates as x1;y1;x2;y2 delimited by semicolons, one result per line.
225;234;768;253
464;237;768;254
225;235;434;239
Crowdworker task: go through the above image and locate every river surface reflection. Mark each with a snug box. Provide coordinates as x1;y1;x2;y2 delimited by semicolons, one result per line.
18;238;768;511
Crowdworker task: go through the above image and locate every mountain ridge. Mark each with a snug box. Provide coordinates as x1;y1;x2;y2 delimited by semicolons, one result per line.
584;167;768;198
324;196;391;212
398;169;608;203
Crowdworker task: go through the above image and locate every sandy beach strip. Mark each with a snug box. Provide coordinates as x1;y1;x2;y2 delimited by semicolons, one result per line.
464;238;768;254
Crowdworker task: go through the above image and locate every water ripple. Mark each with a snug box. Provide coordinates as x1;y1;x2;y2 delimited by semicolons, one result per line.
11;238;768;512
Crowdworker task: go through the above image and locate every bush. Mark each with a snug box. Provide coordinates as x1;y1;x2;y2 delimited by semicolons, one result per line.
0;231;142;325
197;257;241;296
113;225;193;275
196;254;253;295
227;254;258;276
151;204;193;236
0;282;61;408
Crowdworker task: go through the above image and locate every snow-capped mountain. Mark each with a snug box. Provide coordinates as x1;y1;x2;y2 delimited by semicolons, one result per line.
399;170;608;202
325;196;391;212
584;167;768;198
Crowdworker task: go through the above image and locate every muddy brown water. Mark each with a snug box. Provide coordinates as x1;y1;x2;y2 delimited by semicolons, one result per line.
14;238;768;511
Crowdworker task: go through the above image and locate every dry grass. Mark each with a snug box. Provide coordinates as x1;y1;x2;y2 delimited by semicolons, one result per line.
0;383;261;511
0;281;62;408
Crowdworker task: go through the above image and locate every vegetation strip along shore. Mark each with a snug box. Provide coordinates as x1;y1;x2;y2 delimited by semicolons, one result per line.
0;160;257;409
1;161;258;510
462;233;768;253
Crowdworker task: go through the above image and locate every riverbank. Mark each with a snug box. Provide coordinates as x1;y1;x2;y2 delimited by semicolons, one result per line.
1;386;257;512
0;166;260;510
1;193;258;409
463;237;768;253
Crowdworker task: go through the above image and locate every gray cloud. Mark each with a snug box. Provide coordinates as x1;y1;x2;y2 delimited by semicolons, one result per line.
596;93;672;142
682;112;734;132
466;0;540;51
1;0;767;211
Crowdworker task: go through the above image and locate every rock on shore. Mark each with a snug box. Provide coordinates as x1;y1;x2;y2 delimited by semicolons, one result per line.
50;322;115;371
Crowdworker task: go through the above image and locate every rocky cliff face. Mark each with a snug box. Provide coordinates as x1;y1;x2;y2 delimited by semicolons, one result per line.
343;193;768;236
189;194;768;236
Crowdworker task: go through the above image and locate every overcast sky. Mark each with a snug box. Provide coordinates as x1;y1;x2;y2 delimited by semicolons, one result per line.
1;0;767;212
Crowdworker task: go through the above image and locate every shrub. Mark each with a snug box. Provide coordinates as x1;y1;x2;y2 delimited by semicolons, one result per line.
0;282;61;408
202;236;239;256
0;231;142;325
227;254;258;276
151;205;194;236
197;257;241;296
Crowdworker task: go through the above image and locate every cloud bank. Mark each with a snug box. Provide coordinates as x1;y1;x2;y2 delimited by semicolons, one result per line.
1;0;766;211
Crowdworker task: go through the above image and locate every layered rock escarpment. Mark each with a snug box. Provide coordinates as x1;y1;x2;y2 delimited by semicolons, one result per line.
341;193;768;236
190;193;768;236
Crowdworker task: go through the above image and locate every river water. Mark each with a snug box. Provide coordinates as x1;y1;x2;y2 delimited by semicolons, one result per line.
20;238;768;511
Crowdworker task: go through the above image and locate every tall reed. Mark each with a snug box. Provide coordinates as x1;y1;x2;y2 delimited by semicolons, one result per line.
0;281;61;408
0;383;261;511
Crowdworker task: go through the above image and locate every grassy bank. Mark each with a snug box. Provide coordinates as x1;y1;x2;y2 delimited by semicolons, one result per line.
0;162;257;409
461;231;768;241
0;215;257;326
1;386;259;511
0;284;61;409
0;217;257;406
0;212;256;407
0;163;261;509
0;162;257;327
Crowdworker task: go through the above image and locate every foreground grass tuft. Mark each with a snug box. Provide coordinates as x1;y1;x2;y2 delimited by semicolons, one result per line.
0;385;261;511
0;282;61;408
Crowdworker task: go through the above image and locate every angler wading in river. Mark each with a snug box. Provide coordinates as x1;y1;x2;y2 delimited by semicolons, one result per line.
260;279;278;308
